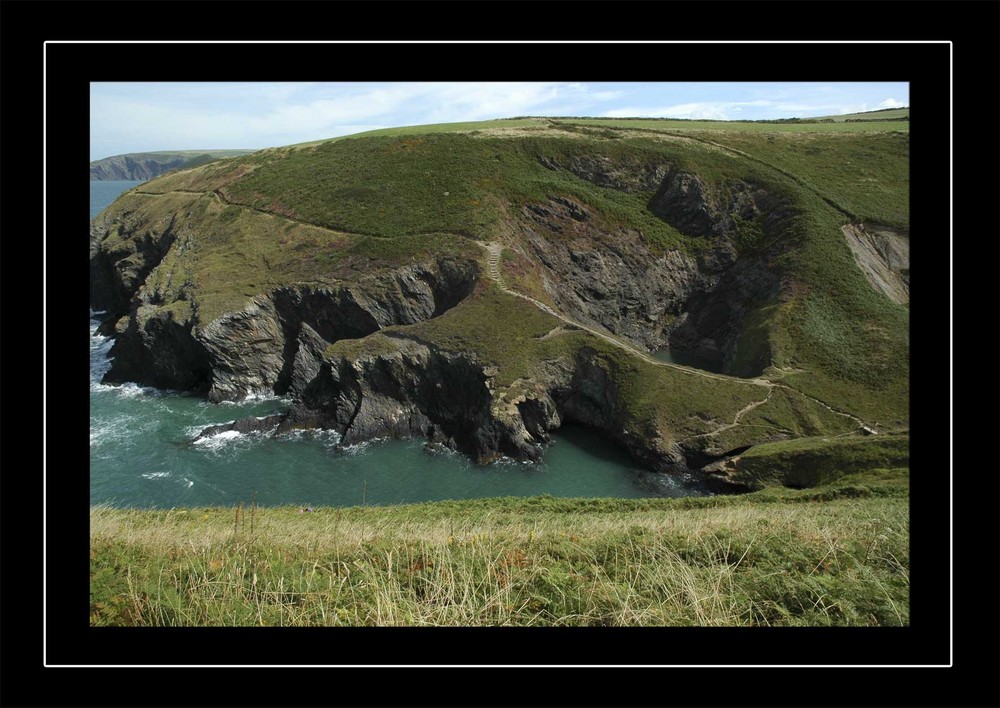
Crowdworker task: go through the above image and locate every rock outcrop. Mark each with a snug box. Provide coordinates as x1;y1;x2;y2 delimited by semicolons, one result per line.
842;223;909;305
517;198;709;352
97;252;480;401
194;414;283;442
89;212;180;315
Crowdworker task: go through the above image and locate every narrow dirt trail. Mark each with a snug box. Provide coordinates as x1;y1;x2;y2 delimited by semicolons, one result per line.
133;188;397;240
482;242;871;432
482;242;770;387
771;383;867;428
677;386;793;442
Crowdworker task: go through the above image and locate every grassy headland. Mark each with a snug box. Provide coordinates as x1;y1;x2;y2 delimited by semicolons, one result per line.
116;120;908;426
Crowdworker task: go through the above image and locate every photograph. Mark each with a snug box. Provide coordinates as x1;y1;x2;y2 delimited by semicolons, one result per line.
87;79;913;629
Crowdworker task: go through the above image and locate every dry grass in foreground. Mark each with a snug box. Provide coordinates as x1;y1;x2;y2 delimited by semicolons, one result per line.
91;471;908;627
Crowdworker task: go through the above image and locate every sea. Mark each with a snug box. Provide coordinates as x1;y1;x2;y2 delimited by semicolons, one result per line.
90;180;710;508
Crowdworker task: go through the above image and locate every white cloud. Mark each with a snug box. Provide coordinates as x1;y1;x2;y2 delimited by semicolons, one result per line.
91;82;626;156
836;104;868;115
420;82;566;122
602;96;900;121
603;103;728;120
775;102;852;114
653;103;732;120
603;100;772;120
588;90;625;102
91;82;911;158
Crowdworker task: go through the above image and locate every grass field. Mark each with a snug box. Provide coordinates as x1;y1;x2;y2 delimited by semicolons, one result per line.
723;434;910;489
551;116;909;133
289;118;551;147
284;109;911;149
90;465;908;627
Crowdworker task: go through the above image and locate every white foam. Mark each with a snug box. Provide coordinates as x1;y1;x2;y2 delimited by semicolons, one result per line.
120;382;162;398
90;378;169;400
193;429;242;447
90;427;114;448
141;471;171;480
184;424;206;438
90;331;112;349
278;427;342;447
90;326;115;383
184;422;235;438
338;436;387;455
491;454;533;467
214;391;290;406
244;390;286;402
90;413;159;449
190;427;274;455
420;440;460;457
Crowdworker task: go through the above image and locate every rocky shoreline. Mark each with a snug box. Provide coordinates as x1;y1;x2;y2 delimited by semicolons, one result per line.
89;160;817;486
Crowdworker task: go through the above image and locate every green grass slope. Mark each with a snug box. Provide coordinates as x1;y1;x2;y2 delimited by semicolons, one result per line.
90;467;909;627
551;116;909;133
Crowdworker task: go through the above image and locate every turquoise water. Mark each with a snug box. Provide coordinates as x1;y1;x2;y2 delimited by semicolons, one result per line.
90;181;710;508
652;347;723;373
91;180;142;218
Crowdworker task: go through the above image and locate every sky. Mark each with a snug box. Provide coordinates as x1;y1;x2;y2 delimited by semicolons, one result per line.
90;82;909;160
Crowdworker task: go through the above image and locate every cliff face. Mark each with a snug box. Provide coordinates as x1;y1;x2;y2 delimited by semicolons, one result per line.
90;155;188;181
89;211;180;314
510;167;785;375
89;184;481;401
99;257;480;402
274;337;683;471
90;150;254;181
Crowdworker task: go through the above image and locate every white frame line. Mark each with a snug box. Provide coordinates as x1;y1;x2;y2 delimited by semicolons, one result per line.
49;38;950;669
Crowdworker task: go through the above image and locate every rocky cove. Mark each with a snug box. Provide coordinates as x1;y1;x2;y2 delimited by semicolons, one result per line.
89;134;899;492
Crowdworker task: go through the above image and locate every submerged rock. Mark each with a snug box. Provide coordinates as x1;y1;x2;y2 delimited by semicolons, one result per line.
193;414;283;442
